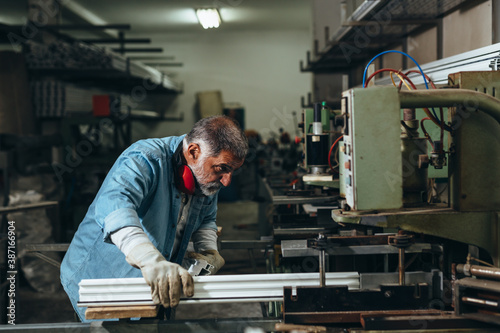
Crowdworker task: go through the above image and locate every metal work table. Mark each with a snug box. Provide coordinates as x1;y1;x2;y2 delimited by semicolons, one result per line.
272;195;338;205
219;240;272;250
273;227;336;237
281;239;438;257
0;318;281;332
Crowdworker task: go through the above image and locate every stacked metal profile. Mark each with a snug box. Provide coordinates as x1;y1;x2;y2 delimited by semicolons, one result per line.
78;272;359;307
24;39;180;92
31;80;120;117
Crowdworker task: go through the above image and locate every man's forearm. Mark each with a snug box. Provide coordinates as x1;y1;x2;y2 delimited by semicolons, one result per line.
110;226;151;256
191;228;218;252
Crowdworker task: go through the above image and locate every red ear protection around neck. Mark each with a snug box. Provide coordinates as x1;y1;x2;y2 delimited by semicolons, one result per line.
177;164;195;195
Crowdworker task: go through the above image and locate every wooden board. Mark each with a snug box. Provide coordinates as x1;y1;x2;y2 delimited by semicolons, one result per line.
85;305;159;320
275;322;327;332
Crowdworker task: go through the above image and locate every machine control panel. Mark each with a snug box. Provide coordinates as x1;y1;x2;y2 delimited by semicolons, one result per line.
341;86;403;211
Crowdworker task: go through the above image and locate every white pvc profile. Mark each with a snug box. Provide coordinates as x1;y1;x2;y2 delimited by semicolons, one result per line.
78;272;359;307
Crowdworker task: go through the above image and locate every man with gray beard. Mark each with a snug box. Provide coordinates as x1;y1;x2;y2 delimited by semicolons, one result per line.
60;116;248;322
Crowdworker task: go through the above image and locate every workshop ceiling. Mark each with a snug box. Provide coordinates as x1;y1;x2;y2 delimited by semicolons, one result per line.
0;0;312;35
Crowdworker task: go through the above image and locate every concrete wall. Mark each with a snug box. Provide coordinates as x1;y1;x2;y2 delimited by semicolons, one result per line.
442;0;492;57
407;26;438;66
130;29;312;142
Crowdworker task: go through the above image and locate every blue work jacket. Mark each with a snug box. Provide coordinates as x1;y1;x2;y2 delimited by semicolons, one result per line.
60;135;218;321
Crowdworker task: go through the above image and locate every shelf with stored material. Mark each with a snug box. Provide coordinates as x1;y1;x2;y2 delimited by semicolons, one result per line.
302;0;470;74
24;39;182;94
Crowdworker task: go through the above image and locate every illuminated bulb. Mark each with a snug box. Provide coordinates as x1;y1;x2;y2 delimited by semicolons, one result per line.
196;8;221;29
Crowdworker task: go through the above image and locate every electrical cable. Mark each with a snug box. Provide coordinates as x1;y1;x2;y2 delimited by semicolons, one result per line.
364;69;417;89
400;120;413;132
405;69;447;141
427;178;435;203
437;182;448;198
439;107;445;153
422;107;452;132
394;71;412;91
420;117;434;146
361;51;449;128
367;69;453;132
404;69;442;122
367;69;448;131
404;69;437;89
362;50;429;90
334;144;340;165
468;256;496;268
390;71;411;90
328;135;344;172
390;71;397;87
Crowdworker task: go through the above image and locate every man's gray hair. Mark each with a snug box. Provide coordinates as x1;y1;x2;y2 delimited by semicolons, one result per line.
184;116;248;160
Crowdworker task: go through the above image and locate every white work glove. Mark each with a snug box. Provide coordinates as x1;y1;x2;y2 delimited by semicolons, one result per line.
126;242;194;308
187;249;225;275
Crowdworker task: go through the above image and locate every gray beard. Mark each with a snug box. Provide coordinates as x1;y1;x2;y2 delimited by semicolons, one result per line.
190;157;222;196
199;182;222;197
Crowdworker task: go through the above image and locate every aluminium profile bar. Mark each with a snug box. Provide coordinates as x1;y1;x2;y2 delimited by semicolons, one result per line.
375;42;500;86
79;298;285;307
78;272;359;307
0;201;58;214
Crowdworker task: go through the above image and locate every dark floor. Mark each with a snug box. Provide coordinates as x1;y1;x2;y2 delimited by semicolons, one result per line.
15;201;267;324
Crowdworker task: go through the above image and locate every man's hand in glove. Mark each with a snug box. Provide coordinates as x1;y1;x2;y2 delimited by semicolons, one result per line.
187;249;225;274
126;242;194;308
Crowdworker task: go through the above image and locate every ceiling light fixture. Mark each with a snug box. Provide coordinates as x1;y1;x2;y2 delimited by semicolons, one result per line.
196;8;221;29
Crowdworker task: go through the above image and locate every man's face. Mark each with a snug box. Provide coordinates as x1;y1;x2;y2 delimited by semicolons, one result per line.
190;150;244;196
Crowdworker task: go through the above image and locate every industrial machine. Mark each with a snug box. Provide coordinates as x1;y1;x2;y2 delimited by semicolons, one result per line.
32;70;500;333
274;70;500;331
300;102;331;176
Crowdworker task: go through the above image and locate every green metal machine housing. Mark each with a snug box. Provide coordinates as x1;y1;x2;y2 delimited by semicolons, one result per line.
333;71;500;265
